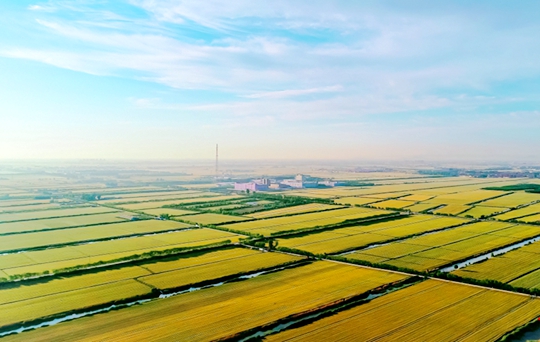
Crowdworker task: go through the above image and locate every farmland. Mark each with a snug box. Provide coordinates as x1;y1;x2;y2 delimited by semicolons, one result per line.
0;165;539;341
345;221;540;272
178;213;251;225
0;206;118;223
452;241;540;288
0;220;193;253
370;199;414;209
0;212;132;235
0;228;241;277
459;205;508;218
278;215;468;254
267;279;540;342
247;203;341;219
0;261;408;341
0;247;302;330
223;207;393;236
494;202;540;221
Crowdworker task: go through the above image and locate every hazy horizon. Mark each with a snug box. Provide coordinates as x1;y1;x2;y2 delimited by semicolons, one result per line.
2;1;540;161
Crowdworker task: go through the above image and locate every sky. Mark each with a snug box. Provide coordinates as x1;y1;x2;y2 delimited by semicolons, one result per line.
1;1;540;162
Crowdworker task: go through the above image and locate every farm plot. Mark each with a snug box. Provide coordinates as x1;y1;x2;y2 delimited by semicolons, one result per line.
519;213;540;223
0;220;192;253
459;205;508;218
267;279;540;342
247;203;341;219
399;193;434;202
0;206;118;223
0;199;52;208
0;228;242;277
223;207;393;236
178;213;251;225
405;202;441;213
0;203;69;213
139;208;197;217
480;191;540;208
452;241;540;286
370;199;414;209
139;248;303;291
0;212;131;235
105;191;214;204
494;203;540;221
0;261;408;342
278;215;468;254
118;195;242;210
0;248;302;330
432;204;471;215
101;190;201;201
334;197;380;206
427;189;506;205
346;221;536;272
0;266;153;329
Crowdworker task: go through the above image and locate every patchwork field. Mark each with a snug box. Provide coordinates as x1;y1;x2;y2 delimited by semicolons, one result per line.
334;196;380;206
459;205;508;218
0;220;192;253
0;206;118;223
432;204;471;215
247;203;341;219
0;212;132;235
119;195;244;210
0;228;243;278
346;221;540;272
0;247;302;330
267;279;540;342
278;215;468;254
223;207;393;236
480;191;540;208
494;202;540;221
0;261;408;342
178;213;251;225
452;241;540;289
139;208;197;217
370;199;415;209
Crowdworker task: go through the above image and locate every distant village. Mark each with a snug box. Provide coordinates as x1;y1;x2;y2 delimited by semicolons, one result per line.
233;174;344;192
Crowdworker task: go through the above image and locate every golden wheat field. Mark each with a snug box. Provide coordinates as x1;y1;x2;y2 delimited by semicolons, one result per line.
266;279;540;342
247;203;341;219
0;212;131;235
370;199;415;209
480;191;540;208
494;202;540;221
278;215;467;254
0;220;192;252
346;221;533;271
0;261;408;342
459;205;508;218
453;246;540;284
0;206;118;223
178;213;251;225
0;228;241;277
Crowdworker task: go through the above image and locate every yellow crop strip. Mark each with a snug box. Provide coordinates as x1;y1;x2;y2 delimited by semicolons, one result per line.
248;203;341;219
0;262;408;342
495;202;540;221
278;216;467;254
179;213;251;225
371;199;415;209
0;220;192;252
481;191;540;208
223;207;391;236
140;252;302;290
0;206;119;223
267;280;540;342
0;212;131;235
459;205;508;218
0;279;153;330
334;197;380;206
345;221;535;272
432;204;471;215
0;228;241;276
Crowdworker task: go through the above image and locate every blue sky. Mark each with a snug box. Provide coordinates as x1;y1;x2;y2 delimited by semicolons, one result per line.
1;1;540;161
